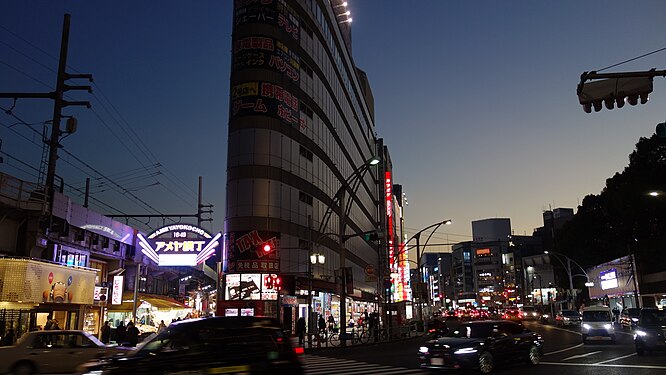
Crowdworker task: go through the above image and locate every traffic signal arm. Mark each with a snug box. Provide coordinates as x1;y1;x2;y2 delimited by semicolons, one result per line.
577;68;666;113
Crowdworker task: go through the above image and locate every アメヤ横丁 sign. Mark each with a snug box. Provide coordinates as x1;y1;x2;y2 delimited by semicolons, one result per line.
137;224;221;266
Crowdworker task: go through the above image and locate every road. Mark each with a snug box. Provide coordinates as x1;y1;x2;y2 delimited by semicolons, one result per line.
302;321;666;374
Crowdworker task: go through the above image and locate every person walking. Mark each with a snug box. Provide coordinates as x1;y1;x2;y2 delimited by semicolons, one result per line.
318;315;326;334
126;321;140;347
296;317;306;346
327;314;336;332
116;321;126;345
44;314;54;330
100;321;111;344
158;320;167;333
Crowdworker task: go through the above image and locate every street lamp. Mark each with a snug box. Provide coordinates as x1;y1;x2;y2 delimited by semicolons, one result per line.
403;219;452;326
544;251;591;310
326;156;380;346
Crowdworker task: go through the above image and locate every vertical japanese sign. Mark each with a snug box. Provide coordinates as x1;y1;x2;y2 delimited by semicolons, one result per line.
111;275;123;305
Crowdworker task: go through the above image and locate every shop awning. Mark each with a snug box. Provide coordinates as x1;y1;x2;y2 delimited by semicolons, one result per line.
107;293;188;311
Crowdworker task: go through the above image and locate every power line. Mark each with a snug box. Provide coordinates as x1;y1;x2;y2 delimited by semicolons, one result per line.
597;46;666;72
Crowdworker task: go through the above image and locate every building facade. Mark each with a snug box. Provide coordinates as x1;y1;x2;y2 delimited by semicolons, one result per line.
223;0;383;331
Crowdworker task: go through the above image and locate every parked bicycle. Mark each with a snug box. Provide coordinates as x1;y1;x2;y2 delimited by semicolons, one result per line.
328;327;369;347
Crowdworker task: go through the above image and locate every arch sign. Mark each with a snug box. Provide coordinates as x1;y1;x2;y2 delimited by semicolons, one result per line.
137;224;222;266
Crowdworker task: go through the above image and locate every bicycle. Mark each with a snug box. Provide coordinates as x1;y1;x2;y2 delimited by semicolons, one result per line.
328;327;369;346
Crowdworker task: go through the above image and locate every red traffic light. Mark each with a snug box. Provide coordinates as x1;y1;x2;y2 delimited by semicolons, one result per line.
262;244;272;252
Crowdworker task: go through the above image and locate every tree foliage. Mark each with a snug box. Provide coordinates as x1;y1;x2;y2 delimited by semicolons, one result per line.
555;134;666;274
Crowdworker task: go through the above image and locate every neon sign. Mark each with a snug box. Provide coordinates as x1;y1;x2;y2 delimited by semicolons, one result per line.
137;224;221;266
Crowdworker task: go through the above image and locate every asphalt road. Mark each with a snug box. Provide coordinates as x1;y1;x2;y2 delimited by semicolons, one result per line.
302;321;666;374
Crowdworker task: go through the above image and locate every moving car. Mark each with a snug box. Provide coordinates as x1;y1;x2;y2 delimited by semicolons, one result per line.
0;330;130;375
634;308;666;355
555;310;582;327
502;309;522;322
418;320;543;374
520;306;538;321
620;308;641;330
77;316;304;375
581;306;615;344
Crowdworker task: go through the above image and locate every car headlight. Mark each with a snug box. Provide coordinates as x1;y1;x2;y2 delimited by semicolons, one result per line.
543;314;549;318
635;330;648;337
582;324;591;330
604;324;613;330
564;317;570;321
419;346;429;354
454;347;478;354
631;318;639;322
82;371;109;375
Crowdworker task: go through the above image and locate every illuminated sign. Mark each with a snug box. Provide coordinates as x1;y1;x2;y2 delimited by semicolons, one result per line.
226;230;280;273
600;268;619;290
111;276;123;305
231;81;302;128
476;248;491;256
137;224;221;267
234;0;300;41
233;36;300;82
225;273;278;301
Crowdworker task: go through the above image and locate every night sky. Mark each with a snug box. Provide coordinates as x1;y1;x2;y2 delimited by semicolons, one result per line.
2;1;665;255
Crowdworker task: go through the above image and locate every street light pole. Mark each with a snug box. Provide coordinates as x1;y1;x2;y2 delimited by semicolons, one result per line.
545;251;589;310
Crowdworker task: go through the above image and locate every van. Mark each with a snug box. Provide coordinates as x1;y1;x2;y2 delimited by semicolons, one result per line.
581;306;616;344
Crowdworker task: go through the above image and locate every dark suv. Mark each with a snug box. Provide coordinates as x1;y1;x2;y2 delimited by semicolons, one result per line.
634;308;666;356
77;316;304;374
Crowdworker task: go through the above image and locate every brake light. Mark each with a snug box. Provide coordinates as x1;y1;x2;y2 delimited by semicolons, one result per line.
277;337;283;342
294;347;304;355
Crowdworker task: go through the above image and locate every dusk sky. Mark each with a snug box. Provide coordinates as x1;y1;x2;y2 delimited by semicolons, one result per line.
2;1;665;255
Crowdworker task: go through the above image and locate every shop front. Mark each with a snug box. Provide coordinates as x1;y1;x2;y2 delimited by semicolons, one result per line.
106;292;191;336
0;257;96;342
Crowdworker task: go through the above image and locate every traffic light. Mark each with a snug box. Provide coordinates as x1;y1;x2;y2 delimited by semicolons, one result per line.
262;244;272;253
577;76;653;113
363;232;379;242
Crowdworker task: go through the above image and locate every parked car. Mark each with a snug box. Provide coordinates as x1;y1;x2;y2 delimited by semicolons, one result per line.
634;308;666;355
620;308;641;330
418;320;544;374
555;310;582;327
0;330;131;375
77;316;304;375
581;306;615;344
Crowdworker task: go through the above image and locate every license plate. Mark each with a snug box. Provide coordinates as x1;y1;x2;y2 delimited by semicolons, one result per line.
431;358;444;366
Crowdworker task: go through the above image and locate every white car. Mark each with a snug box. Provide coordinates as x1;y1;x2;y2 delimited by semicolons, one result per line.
0;330;130;375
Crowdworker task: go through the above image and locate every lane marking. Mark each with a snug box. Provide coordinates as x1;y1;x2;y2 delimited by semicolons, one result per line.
544;343;583;356
594;352;637;364
562;351;601;361
541;361;666;370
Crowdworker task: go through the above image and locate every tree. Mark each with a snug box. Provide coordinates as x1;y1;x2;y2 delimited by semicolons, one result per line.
555;134;666;274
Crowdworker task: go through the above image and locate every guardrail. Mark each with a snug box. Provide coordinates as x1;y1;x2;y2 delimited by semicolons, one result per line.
302;323;420;349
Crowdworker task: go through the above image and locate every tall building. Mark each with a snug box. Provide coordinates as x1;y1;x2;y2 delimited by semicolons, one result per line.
223;0;383;330
451;241;474;306
471;218;511;307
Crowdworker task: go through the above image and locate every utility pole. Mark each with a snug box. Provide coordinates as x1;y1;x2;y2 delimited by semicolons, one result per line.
338;189;348;347
0;13;92;230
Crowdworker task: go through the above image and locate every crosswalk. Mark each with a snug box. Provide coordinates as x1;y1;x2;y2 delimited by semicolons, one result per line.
302;354;429;375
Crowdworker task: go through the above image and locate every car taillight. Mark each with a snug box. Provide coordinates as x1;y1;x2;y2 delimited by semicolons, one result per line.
293;347;304;355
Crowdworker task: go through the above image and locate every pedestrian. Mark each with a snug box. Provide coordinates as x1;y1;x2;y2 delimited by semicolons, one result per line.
369;312;379;342
158;320;167;333
1;326;15;346
126;321;140;347
100;321;111;344
51;318;61;330
327;314;335;332
317;315;326;334
296;317;306;346
116;321;126;345
44;314;54;330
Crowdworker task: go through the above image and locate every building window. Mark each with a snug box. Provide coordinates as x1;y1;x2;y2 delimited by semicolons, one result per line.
299;102;314;118
301;62;314;78
299;145;313;161
299;191;313;206
300;18;313;37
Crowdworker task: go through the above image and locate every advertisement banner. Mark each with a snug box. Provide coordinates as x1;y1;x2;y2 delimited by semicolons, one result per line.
111;276;124;305
234;0;300;41
225;273;262;300
587;255;639;300
137;224;222;267
230;81;302;129
233;36;299;82
226;230;281;273
0;258;95;305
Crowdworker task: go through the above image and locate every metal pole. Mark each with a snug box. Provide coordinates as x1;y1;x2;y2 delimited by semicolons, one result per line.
339;189;347;346
307;215;313;348
416;233;422;324
567;257;574;310
630;254;640;308
132;263;140;324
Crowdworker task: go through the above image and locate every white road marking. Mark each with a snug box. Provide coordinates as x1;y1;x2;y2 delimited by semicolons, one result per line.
541;361;666;370
594;352;637;364
562;351;602;361
544;343;583;355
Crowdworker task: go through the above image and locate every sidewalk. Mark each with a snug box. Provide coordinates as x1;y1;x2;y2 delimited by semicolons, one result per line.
293;326;426;351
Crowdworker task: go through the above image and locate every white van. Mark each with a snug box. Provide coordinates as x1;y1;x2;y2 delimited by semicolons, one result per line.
581;306;615;344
